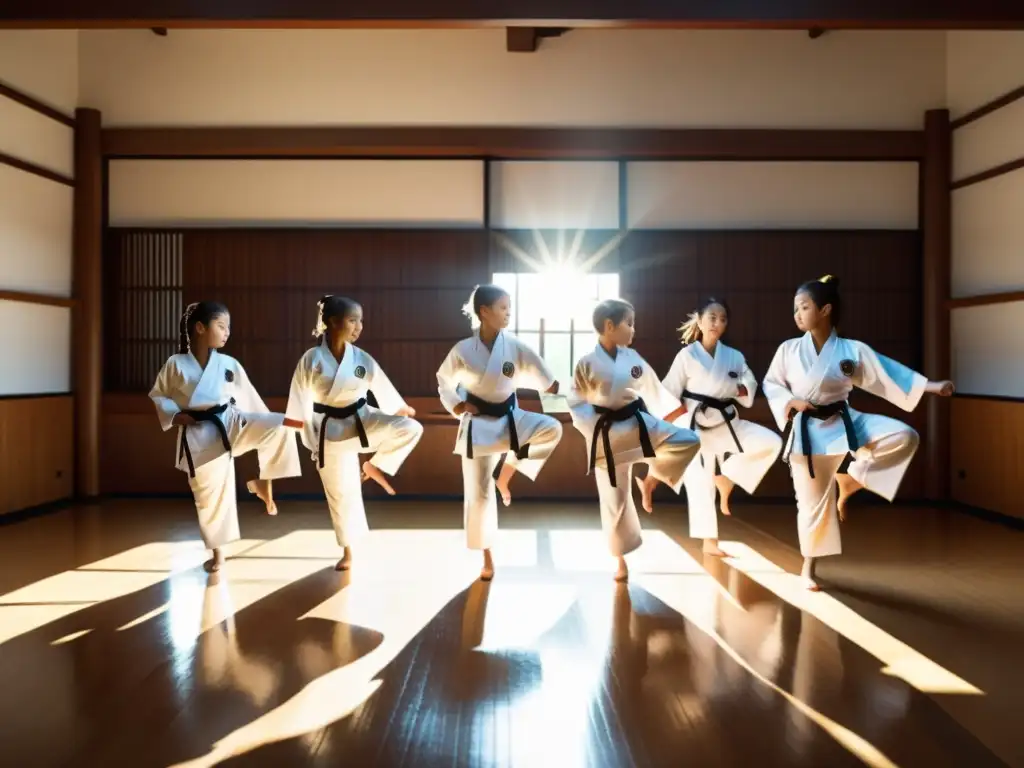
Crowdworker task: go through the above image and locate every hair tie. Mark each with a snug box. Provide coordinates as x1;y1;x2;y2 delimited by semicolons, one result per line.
819;274;834;283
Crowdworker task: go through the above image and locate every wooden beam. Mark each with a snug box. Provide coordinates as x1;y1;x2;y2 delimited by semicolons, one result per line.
0;151;74;186
947;290;1024;309
951;83;1024;130
73;108;103;500
0;80;75;127
921;108;952;502
3;1;1024;28
951;156;1024;190
102;126;925;161
0;290;75;308
506;27;538;52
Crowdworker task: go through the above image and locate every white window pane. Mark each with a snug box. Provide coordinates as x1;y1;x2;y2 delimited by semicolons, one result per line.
598;273;620;300
573;331;597;368
518;332;541;358
517;275;545;331
543;333;573;386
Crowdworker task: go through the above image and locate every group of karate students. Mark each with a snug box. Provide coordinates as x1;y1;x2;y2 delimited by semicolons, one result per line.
150;274;954;591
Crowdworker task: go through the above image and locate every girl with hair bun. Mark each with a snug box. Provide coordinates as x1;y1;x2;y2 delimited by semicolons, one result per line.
658;297;782;556
437;284;564;581
763;275;955;591
286;295;424;571
149;300;303;573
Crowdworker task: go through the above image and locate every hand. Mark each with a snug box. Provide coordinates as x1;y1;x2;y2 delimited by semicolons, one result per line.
397;405;417;417
784;399;815;421
172;412;195;427
934;380;955;397
546;381;560;395
454;401;479;416
736;385;748;398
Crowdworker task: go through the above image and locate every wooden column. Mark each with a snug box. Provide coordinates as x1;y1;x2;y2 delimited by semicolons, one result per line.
73;108;103;499
921;108;951;501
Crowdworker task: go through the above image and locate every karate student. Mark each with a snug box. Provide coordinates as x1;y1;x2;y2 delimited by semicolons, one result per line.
568;298;700;582
763;275;954;591
436;284;564;581
286;295;424;571
149;301;303;572
657;298;782;556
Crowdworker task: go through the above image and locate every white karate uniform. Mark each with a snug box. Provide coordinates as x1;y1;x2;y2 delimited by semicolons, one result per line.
662;341;783;540
569;344;700;557
762;330;926;559
149;349;301;549
286;339;423;547
437;330;564;550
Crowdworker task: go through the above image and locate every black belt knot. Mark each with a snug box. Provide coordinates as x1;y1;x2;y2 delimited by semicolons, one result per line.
463;393;527;465
589;398;656;488
781;400;858;479
682;390;744;454
178;402;231;478
313;390;379;469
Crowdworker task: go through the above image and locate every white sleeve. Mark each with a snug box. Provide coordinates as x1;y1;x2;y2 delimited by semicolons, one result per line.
516;339;557;392
366;355;407;415
661;349;689;399
736;358;758;409
436;345;467;417
233;363;271;415
285;355;312;423
852;341;927;412
762;344;796;431
634;353;681;419
148;359;182;432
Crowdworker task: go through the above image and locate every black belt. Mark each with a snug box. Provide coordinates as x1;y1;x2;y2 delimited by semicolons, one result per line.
178;403;231;478
589;398;656;488
682;390;743;454
464;394;529;481
781;400;858;479
313;390;378;469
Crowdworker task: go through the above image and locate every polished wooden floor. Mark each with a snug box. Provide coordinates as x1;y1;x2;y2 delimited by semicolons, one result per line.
0;497;1020;767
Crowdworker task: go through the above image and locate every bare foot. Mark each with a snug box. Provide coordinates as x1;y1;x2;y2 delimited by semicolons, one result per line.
203;548;224;573
495;460;515;506
480;549;495;581
702;539;727;557
714;474;735;516
801;557;821;591
836;473;862;523
614;556;629;582
246;479;277;516
335;547;352;571
635;475;657;514
361;462;396;495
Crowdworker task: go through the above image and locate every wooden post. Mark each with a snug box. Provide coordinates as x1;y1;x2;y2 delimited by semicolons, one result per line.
921;109;952;501
73;108;103;499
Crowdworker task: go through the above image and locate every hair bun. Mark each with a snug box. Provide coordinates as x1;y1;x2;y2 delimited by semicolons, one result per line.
819;274;839;287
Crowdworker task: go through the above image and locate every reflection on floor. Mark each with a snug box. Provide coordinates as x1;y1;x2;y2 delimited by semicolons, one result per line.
0;499;1019;767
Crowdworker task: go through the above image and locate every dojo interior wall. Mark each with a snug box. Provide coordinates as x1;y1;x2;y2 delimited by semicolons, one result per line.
946;31;1024;520
101;156;925;501
0;31;78;517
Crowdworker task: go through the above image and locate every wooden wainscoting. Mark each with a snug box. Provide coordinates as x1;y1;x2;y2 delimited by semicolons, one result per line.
951;396;1024;520
0;395;74;516
102;391;927;502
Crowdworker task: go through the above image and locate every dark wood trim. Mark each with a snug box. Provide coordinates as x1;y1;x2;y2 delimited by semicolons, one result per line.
951;155;1024;190
953;392;1024;403
921;108;951;502
947;290;1024;309
102;127;926;161
0;289;75;308
0;151;74;186
0;392;72;401
0;79;75;127
951;84;1024;130
4;1;1024;28
73;107;104;499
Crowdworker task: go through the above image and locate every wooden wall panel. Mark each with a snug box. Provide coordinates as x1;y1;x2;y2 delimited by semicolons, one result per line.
951;396;1024;519
0;395;74;515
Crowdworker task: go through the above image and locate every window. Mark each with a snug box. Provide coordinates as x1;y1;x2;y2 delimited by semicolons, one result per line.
493;271;621;385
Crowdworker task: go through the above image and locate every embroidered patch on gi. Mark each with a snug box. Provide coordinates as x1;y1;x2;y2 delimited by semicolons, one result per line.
502;361;515;378
224;369;234;383
229;397;236;406
728;371;739;379
240;417;247;427
839;359;856;377
354;365;367;379
630;365;642;380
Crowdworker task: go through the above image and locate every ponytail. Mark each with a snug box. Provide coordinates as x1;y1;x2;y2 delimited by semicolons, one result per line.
796;274;842;327
677;297;729;346
178;301;229;354
178;303;198;354
462;284;510;330
312;295;360;341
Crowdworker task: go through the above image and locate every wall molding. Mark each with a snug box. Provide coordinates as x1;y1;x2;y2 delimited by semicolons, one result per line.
102;126;926;161
951;83;1024;131
0;289;76;308
953;392;1024;404
951;155;1024;190
0;79;75;127
947;290;1024;309
0;151;74;186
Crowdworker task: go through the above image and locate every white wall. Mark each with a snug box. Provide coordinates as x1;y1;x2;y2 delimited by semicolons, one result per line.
0;31;77;395
947;31;1024;397
79;29;945;129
